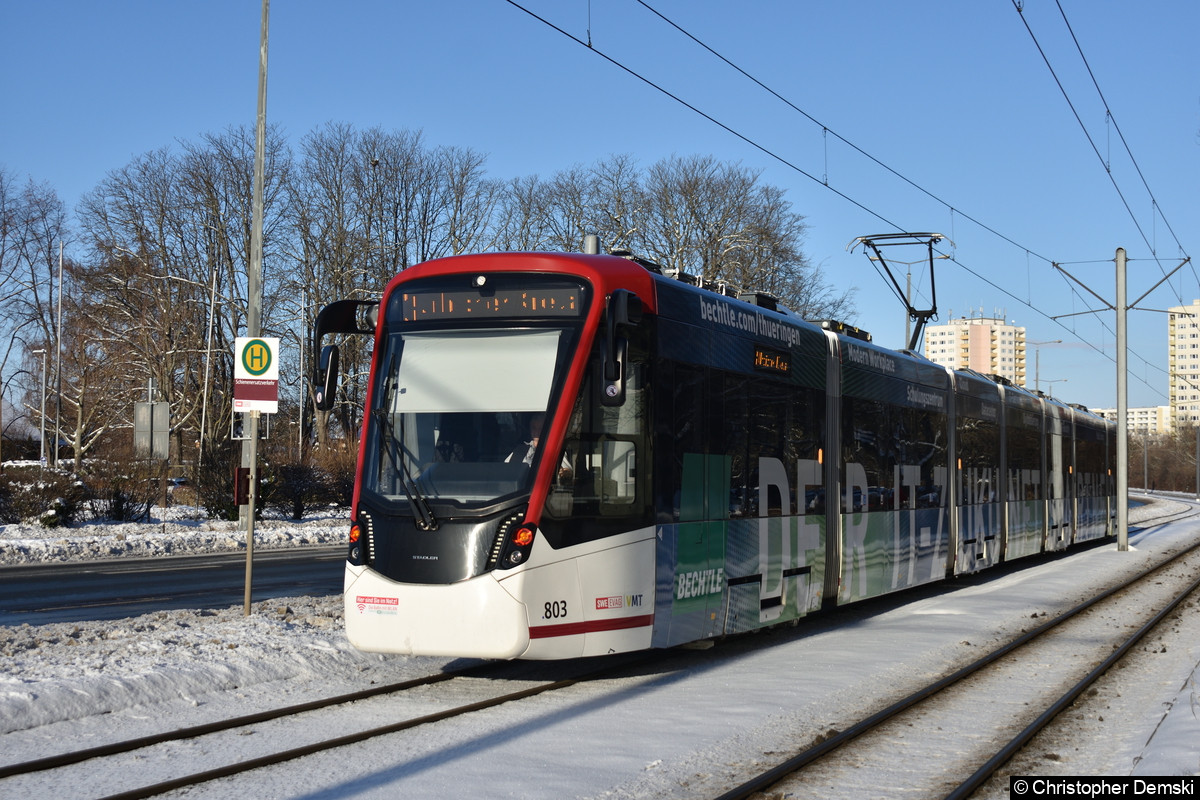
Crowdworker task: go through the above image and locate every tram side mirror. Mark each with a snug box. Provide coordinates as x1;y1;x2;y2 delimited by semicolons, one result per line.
311;299;378;412
601;290;643;407
314;344;340;411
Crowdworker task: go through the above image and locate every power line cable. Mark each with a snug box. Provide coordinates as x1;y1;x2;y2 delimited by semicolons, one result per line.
1011;0;1194;304
634;0;1143;369
633;0;1152;347
503;0;1167;400
631;0;1166;397
635;0;1059;269
1053;0;1191;264
502;0;901;234
1051;0;1198;297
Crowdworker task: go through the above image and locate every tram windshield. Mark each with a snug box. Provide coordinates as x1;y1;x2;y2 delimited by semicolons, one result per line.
362;326;577;508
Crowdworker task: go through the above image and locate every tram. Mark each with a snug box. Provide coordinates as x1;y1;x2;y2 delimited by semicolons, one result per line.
313;249;1115;659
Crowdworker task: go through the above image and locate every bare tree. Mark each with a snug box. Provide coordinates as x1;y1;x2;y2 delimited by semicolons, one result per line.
0;169;69;466
75;126;294;472
285;122;376;449
287;125;501;449
492;174;555;252
14;122;852;480
495;153;853;320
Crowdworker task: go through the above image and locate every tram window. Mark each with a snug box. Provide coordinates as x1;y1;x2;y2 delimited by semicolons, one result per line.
718;373;750;518
896;404;948;508
957;417;1000;505
1006;417;1043;501
570;437;638;515
1075;428;1105;497
843;393;948;511
540;321;653;546
657;354;825;521
843;397;889;509
747;381;805;517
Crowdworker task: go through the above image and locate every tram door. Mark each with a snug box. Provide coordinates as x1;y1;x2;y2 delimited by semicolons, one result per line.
1045;408;1071;551
673;453;729;640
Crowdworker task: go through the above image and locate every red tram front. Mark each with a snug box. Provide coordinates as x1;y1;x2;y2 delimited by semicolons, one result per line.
319;253;659;658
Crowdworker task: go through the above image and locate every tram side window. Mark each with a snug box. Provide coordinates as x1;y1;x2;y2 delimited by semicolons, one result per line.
843;397;889;512
747;379;822;517
843;395;948;511
957;417;1000;504
1076;429;1105;498
658;359;705;522
896;404;948;508
718;373;751;517
1006;418;1043;501
658;358;824;521
541;326;653;546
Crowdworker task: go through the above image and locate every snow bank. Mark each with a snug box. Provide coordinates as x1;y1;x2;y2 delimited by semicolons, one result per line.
0;507;349;564
0;595;404;735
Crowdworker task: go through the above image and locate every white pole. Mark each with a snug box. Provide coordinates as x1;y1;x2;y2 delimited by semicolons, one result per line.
1116;248;1128;551
53;241;63;469
243;0;270;615
31;348;46;467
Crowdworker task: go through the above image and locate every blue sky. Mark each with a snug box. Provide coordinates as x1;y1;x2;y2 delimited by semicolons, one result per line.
2;0;1197;409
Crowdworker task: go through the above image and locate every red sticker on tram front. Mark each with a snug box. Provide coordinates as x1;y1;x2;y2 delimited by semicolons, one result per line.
355;595;399;615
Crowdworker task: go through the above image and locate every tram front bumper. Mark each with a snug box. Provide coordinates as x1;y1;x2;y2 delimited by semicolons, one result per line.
344;565;530;659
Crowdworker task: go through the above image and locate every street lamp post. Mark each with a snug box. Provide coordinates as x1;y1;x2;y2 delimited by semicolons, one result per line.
1043;378;1068;397
54;241;63;469
1031;339;1062;392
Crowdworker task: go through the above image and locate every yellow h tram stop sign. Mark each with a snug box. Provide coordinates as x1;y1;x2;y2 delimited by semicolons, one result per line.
234;337;280;414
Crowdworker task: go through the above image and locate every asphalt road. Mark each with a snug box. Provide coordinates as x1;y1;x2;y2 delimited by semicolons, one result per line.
0;546;346;625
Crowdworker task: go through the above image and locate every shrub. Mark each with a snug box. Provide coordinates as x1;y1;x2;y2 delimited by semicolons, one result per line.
265;462;332;520
314;447;357;509
84;459;157;522
0;467;85;525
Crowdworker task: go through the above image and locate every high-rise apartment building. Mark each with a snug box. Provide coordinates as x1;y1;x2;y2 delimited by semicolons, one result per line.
1168;299;1200;428
922;315;1027;386
1091;405;1172;436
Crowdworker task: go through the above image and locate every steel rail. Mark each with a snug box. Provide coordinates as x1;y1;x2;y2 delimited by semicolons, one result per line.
94;660;643;800
713;525;1200;800
945;568;1200;800
0;666;476;779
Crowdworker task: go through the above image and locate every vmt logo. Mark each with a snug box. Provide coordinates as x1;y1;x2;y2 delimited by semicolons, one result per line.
242;339;272;376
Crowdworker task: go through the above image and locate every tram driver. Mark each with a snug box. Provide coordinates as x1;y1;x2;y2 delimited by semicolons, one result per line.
507;412;572;480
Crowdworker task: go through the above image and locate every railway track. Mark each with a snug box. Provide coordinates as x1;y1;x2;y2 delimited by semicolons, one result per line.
4;499;1192;799
0;653;658;800
714;517;1200;800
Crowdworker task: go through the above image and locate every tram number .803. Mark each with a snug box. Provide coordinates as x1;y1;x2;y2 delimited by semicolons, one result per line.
543;600;568;620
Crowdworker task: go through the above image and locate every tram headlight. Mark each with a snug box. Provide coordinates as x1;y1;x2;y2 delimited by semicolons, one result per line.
348;522;364;566
498;524;537;570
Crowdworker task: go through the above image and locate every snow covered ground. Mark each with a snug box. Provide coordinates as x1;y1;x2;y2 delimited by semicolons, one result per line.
0;498;1197;798
0;504;348;564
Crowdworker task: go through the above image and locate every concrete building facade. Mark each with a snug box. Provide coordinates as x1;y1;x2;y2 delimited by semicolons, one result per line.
1092;405;1172;436
1168;300;1200;429
922;315;1027;386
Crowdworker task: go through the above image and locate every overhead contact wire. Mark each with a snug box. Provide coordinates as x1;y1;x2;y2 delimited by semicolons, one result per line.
505;0;1167;399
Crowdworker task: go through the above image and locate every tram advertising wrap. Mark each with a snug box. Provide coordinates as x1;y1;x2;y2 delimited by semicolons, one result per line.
313;251;1116;659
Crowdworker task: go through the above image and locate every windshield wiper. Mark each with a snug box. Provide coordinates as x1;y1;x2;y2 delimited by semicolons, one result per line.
375;355;438;530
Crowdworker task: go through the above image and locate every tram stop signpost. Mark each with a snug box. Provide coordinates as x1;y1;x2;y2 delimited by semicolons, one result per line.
233;337;280;414
233;337;279;615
